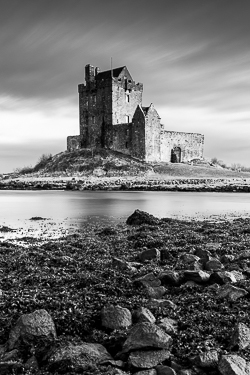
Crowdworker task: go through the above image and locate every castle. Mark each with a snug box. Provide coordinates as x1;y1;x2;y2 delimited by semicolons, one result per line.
67;64;204;163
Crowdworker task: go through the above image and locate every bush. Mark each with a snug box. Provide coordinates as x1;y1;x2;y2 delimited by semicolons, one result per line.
33;153;53;172
14;165;34;175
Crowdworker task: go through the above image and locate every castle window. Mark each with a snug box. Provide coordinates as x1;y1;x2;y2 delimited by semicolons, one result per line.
92;116;96;124
126;115;129;123
126;94;130;103
125;141;128;149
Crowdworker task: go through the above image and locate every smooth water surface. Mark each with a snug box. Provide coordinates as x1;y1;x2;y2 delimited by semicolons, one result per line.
1;190;250;225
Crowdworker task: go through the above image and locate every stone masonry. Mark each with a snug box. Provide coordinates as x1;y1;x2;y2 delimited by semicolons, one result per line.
67;64;204;162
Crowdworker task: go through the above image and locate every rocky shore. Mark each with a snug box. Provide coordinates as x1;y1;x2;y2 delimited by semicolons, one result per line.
1;210;250;374
1;176;250;192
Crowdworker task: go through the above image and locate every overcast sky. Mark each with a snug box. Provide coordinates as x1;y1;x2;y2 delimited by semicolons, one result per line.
1;0;250;173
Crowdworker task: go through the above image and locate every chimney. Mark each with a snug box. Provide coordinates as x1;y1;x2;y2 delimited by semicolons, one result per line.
85;64;95;86
95;67;100;76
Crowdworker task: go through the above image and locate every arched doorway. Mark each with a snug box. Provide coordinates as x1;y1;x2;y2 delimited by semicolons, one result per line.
171;147;181;163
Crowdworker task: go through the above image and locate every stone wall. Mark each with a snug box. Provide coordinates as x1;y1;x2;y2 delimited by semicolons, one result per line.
145;105;162;162
131;107;145;160
67;136;82;152
160;131;204;162
112;123;131;155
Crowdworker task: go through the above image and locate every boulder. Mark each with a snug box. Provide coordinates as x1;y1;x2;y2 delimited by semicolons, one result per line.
133;307;156;324
128;349;170;369
123;322;173;352
238;250;250;260
217;284;248;301
126;210;160;226
112;257;137;273
48;342;113;373
8;309;56;351
139;249;161;263
230;322;250;350
101;304;132;330
218;354;250;375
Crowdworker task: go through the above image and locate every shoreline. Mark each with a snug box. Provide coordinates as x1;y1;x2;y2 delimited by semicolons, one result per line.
1;176;250;192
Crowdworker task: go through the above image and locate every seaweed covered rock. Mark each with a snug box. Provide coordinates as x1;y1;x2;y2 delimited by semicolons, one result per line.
126;210;160;226
48;342;113;373
123;322;172;353
101;304;132;330
8;309;57;352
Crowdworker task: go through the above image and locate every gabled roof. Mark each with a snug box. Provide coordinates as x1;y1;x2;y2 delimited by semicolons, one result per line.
142;106;150;115
96;66;126;80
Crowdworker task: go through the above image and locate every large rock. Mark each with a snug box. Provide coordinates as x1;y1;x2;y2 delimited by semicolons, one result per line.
147;299;177;311
128;349;170;369
230;323;250;350
126;210;160;226
194;248;212;265
123;322;172;352
101;304;132;330
48;342;113;373
217;284;248;301
8;309;56;351
218;354;250;375
134;370;157;375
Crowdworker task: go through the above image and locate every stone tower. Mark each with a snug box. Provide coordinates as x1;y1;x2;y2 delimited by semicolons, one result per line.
78;64;143;149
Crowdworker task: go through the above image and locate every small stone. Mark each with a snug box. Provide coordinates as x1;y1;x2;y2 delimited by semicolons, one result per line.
101;304;132;330
123;322;173;352
145;286;166;299
133;307;156;324
218;354;250;375
147;299;177;310
158;317;178;335
155;365;177;374
158;270;180;286
238;250;250;260
221;254;235;263
128;349;170;369
25;355;39;371
112;257;137;273
209;271;237;285
139;248;161;263
134;273;161;288
183;270;210;283
217;284;248;301
194;248;212;265
205;258;223;271
230;322;250;350
194;350;219;368
134;370;157;375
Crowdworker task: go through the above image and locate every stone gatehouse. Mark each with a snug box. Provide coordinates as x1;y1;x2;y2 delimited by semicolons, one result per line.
67;64;204;162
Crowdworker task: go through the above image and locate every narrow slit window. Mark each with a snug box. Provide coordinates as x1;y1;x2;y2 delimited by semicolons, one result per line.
126;94;130;103
126;115;129;123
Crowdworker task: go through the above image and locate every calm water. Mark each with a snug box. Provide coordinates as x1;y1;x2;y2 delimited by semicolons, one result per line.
1;190;250;240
